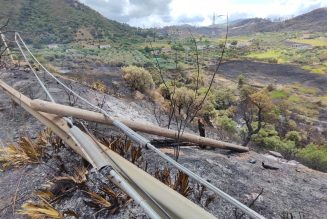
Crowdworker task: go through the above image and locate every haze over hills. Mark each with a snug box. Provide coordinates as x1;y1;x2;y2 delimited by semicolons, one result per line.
0;0;140;44
229;7;327;35
159;7;327;37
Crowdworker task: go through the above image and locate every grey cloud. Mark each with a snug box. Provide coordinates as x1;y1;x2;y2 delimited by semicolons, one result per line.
129;0;172;17
80;0;128;22
176;15;205;24
80;0;173;24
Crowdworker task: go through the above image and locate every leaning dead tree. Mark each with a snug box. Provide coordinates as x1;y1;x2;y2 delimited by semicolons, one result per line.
150;15;229;160
0;19;10;67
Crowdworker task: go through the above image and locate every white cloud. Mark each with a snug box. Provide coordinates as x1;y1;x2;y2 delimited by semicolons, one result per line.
79;0;327;27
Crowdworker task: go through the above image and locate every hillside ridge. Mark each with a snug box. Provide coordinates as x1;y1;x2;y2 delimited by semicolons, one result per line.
0;0;138;44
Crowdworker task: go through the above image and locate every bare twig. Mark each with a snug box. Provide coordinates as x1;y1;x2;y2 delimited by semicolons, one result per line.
12;173;25;215
189;14;229;123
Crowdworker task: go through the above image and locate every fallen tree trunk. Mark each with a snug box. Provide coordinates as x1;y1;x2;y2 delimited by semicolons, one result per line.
31;99;249;152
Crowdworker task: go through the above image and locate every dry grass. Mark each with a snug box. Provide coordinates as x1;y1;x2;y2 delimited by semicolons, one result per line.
131;146;142;164
43;165;89;203
0;129;65;169
54;166;88;185
101;137;135;159
173;171;191;197
0;137;44;168
155;167;173;187
154;168;191;197
84;186;120;215
91;81;108;93
85;191;112;208
18;196;62;219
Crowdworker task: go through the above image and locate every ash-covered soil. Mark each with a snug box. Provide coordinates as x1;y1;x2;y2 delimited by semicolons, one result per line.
216;60;327;92
0;69;326;219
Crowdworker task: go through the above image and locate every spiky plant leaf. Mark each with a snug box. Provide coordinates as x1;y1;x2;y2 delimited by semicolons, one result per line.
85;191;112;208
35;190;55;201
0;136;44;168
18;199;62;219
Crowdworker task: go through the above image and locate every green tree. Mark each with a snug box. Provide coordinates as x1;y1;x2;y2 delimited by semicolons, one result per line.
238;87;275;146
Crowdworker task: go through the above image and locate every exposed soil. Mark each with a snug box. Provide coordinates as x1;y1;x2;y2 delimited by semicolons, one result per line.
0;69;326;219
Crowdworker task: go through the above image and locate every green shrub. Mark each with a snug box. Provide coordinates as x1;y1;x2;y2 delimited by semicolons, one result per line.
159;81;176;99
173;87;196;113
215;115;237;134
267;58;278;64
121;66;154;92
276;140;297;159
298;144;327;171
252;125;297;159
262;135;282;149
237;74;245;87
285;131;302;145
215;88;236;110
186;71;205;88
252;124;279;143
196;87;216;117
262;136;297;159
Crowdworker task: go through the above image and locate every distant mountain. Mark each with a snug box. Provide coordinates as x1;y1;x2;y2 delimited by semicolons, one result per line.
0;0;141;44
229;7;327;35
279;7;327;32
228;18;275;35
158;8;327;37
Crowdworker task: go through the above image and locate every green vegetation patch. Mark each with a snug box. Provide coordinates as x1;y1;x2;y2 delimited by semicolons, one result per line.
298;144;327;171
247;50;281;59
270;89;289;99
302;65;326;74
291;83;318;95
288;95;301;103
290;39;327;47
246;50;286;63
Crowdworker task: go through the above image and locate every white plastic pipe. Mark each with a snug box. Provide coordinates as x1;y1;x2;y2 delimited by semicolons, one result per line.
108;169;164;219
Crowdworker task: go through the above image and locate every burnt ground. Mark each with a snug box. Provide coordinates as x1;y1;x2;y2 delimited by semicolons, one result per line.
214;60;327;92
0;69;327;219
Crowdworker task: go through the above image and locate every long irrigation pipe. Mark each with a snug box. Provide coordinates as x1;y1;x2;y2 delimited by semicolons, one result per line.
14;33;164;219
14;32;265;219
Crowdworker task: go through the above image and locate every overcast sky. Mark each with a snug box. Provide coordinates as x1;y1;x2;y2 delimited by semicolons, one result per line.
79;0;327;27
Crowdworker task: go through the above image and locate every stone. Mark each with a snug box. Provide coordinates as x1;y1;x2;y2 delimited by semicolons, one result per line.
249;159;257;164
269;150;283;158
133;90;145;100
262;161;280;170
